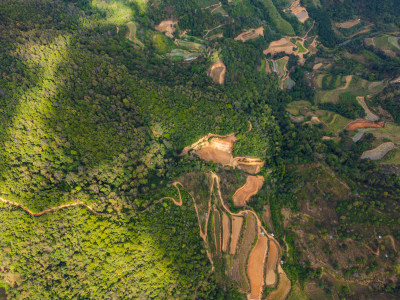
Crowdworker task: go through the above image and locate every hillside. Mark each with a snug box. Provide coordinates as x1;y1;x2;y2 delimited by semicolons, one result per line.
0;0;400;299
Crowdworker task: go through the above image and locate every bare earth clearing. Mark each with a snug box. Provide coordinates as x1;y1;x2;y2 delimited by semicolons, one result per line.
360;142;396;160
232;175;264;207
283;0;309;23
182;133;265;174
234;27;264;42
339;75;353;90
335;19;361;29
208;61;226;84
155;20;177;38
263;36;316;65
126;22;144;49
347;120;385;131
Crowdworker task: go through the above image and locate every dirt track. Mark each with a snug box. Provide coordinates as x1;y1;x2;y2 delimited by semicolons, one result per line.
234;27;264;42
335;19;361;29
347;120;385;131
232;175;264;206
0;198;117;217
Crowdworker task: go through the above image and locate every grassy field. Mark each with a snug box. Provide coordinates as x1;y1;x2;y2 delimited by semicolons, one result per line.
316;110;351;134
372;123;400;144
379;149;400;164
286;100;313;115
259;0;295;35
296;42;307;53
316;76;386;104
375;35;400;54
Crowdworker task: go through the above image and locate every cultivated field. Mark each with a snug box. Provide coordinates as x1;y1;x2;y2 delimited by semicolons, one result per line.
267;265;291;300
335;19;361;29
222;212;230;252
230;216;244;255
247;233;269;299
361;142;396;161
265;239;279;287
283;0;309;23
357;96;379;121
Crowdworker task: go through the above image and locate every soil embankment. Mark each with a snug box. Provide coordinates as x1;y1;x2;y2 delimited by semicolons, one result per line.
234;27;264;42
232;175;264;207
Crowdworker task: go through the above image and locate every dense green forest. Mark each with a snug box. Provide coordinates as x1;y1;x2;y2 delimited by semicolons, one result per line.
1;0;400;298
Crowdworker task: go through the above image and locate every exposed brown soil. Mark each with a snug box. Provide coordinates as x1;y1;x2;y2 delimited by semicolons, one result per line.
335;19;361;29
283;0;309;23
262;204;274;232
232;175;264;207
313;62;323;70
347;120;385;131
247;233;269;299
182;133;265;174
360;142;396;160
263;37;312;65
265;239;279;287
222;212;230;252
230;216;244;255
234;27;264;42
155;20;177;38
208;61;226;85
267;265;291;300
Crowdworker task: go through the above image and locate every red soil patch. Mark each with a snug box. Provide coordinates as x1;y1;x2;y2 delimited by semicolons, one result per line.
232;175;264;207
208;61;226;85
265;239;279;287
234;27;264;42
155;20;177;38
267;265;291;300
230;216;244;255
247;233;269;299
347;120;385;131
222;212;230;252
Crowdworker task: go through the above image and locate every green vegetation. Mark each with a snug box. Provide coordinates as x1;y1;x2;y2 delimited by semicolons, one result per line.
319;92;365;119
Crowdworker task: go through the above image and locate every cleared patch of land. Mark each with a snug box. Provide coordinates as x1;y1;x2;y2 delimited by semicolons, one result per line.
234;27;264;42
361;142;396;160
247;233;268;299
232;175;264;207
126;22;144;49
155;19;177;38
265;239;279;287
263;36;314;65
230;216;244;255
335;19;361;29
267;265;291;300
208;61;226;84
347;120;385;131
